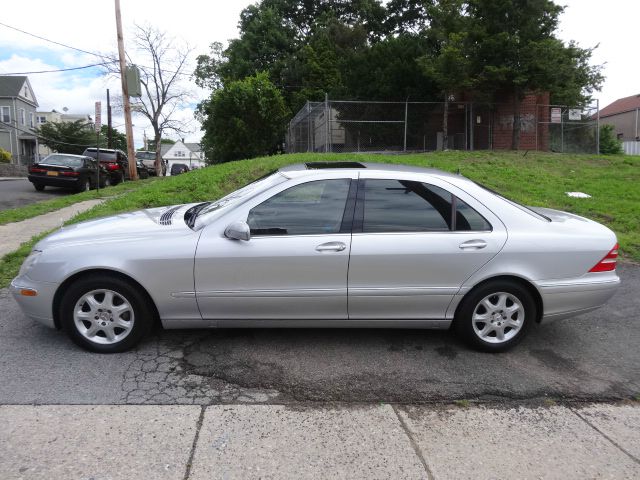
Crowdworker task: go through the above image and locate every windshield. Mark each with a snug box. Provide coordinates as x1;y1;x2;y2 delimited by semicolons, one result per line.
42;155;84;167
193;171;287;228
136;151;156;160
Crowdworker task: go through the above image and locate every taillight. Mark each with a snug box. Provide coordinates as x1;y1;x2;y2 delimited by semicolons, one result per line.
106;163;120;171
29;167;46;173
589;243;618;272
60;171;80;177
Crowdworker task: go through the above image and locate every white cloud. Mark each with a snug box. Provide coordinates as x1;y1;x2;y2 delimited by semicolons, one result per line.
0;0;254;147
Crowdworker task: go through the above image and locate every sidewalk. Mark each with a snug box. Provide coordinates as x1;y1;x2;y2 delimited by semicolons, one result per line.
1;403;638;479
0;199;103;257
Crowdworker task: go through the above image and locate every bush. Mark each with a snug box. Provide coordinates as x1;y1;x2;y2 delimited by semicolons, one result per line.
0;148;11;163
599;124;623;154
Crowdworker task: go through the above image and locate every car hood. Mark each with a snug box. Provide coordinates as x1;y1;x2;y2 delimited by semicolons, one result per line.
35;203;199;250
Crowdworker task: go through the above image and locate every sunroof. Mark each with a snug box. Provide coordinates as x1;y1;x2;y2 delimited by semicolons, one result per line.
305;161;366;169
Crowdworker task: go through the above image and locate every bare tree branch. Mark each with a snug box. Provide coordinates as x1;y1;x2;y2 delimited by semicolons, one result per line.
103;24;194;175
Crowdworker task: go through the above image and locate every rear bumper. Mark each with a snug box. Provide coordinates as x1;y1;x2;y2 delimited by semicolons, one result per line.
28;175;82;188
537;274;620;323
10;274;58;329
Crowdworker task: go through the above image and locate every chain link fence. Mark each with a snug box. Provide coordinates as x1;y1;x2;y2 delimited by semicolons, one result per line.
287;98;599;154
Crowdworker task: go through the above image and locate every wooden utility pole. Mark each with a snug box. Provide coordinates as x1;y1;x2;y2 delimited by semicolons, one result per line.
114;0;138;180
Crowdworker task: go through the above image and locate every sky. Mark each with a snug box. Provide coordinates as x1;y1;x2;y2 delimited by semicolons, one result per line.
0;0;638;147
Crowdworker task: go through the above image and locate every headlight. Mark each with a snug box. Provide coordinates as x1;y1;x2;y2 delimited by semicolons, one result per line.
19;250;42;276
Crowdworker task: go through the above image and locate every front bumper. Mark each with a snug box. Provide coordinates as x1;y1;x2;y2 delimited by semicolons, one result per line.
10;274;59;329
537;274;621;323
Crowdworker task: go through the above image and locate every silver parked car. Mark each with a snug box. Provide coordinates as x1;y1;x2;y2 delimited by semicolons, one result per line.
11;162;620;353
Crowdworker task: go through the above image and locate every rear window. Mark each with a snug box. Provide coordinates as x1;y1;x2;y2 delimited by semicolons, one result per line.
84;149;117;161
474;181;550;221
42;155;84;168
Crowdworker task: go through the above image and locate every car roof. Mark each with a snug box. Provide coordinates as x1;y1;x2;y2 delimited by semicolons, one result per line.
45;153;88;158
279;161;466;182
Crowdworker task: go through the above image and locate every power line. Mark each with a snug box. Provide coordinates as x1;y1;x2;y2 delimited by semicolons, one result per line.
0;21;108;60
0;21;193;78
1;61;118;75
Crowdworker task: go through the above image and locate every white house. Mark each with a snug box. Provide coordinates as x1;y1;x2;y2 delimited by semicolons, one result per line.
162;140;206;175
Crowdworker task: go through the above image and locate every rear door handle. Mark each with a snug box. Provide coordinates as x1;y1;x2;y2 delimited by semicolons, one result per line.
459;239;487;250
316;241;346;252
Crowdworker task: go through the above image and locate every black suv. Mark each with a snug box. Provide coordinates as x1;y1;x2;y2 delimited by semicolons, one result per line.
82;148;129;185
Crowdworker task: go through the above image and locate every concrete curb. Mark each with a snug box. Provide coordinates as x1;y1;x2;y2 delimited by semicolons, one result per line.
0;403;638;479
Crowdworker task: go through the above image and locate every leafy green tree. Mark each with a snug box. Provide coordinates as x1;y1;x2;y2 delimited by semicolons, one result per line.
200;72;290;162
418;1;471;149
36;120;95;155
599;124;623;155
100;125;127;151
466;0;603;149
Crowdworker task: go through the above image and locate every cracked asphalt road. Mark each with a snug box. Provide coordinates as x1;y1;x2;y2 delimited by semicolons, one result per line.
1;264;638;405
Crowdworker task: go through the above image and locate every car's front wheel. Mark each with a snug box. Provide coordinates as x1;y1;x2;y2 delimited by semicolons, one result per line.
59;274;154;353
454;280;536;352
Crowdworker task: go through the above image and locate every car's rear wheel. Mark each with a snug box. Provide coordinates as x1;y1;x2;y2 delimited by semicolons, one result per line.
60;275;153;353
34;183;45;191
112;172;124;185
77;178;91;192
454;280;536;352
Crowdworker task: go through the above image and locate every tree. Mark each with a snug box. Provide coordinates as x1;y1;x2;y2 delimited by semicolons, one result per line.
36;120;95;155
199;72;290;162
418;1;471;149
36;121;129;155
124;24;193;175
100;125;127;152
466;0;603;149
599;125;623;155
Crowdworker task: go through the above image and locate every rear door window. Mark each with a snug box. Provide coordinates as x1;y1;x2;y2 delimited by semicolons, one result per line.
358;179;491;233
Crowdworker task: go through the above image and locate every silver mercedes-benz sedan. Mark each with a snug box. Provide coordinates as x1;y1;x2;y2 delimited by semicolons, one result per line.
11;162;620;353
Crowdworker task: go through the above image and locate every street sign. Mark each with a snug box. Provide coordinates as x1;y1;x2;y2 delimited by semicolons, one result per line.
551;107;562;124
94;101;102;132
568;109;582;121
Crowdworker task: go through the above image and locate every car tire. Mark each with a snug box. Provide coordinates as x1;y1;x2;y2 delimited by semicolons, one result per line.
102;176;111;188
454;280;536;353
77;178;91;192
113;172;124;185
59;274;154;353
34;183;45;191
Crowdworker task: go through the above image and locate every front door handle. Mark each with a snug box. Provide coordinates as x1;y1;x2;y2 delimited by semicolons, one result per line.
459;239;487;250
316;241;347;252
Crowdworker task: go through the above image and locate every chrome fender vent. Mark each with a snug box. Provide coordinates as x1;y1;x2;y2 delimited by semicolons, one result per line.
159;206;181;225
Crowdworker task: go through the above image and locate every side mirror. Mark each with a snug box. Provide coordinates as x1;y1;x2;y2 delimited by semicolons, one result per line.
224;221;251;241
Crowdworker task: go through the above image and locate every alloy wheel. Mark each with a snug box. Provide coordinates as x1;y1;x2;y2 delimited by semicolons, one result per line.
471;292;524;344
73;289;135;345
